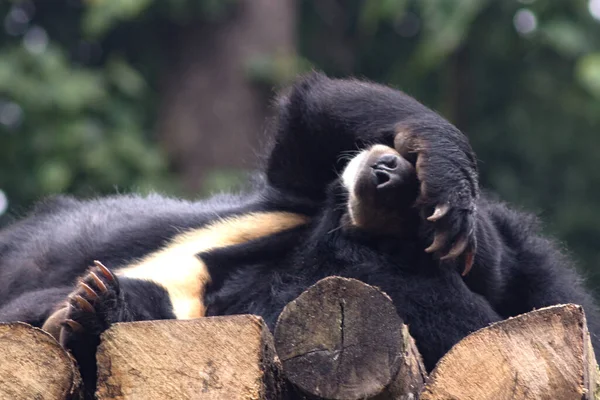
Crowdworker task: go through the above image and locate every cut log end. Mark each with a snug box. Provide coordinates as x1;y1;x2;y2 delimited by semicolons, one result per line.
421;304;598;400
96;315;285;400
0;322;81;400
274;276;425;400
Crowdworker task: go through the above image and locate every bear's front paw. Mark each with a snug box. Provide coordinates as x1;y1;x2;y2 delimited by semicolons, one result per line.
58;260;122;348
394;129;477;275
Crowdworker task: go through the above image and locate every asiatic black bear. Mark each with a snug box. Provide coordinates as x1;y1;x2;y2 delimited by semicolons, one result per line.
0;72;597;394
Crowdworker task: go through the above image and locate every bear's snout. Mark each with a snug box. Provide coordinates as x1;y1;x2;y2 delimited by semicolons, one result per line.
370;153;414;191
341;145;419;234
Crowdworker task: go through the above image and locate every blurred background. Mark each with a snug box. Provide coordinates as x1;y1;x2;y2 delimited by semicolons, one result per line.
0;0;599;291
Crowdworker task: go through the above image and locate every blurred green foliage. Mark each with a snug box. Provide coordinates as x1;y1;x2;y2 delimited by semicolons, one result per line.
0;0;239;221
0;0;599;291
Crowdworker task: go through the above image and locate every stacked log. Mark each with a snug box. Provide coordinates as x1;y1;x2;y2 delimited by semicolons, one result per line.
274;276;425;399
420;304;598;400
0;322;81;399
96;315;286;400
0;277;598;399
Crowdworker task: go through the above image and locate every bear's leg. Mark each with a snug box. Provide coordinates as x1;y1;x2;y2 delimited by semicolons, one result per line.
399;269;502;370
48;261;175;397
0;287;72;326
464;199;600;357
267;73;480;272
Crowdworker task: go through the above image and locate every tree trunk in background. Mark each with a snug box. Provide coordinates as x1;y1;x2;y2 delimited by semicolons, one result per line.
157;0;296;194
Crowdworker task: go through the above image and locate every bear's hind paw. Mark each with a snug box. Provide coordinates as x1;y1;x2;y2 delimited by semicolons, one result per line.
58;260;122;347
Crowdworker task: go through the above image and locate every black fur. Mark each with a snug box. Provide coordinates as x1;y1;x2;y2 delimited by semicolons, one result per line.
208;72;600;368
0;193;253;313
0;72;597;390
205;182;502;370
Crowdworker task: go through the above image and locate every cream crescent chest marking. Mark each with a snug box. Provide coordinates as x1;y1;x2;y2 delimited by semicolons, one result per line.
116;212;309;319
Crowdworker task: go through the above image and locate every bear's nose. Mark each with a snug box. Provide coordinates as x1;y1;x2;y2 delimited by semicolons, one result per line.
371;154;404;187
372;154;399;171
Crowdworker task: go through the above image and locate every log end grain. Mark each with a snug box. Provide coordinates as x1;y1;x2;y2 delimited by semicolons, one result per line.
0;322;81;400
420;304;598;400
96;315;284;400
275;276;425;400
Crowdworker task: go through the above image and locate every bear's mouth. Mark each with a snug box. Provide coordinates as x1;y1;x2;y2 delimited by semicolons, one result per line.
341;145;418;234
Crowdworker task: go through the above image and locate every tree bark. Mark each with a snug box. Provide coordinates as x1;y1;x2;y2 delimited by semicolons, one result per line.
420;304;599;400
157;0;297;193
96;315;288;400
274;276;426;400
0;322;81;399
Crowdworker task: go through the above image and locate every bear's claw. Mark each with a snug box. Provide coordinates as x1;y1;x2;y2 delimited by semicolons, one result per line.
94;260;115;281
58;260;122;347
62;319;83;333
88;271;107;293
70;294;95;313
394;129;478;275
427;204;450;222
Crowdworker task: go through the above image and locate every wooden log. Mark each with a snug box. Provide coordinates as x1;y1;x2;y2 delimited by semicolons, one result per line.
0;322;82;399
274;276;426;400
420;304;599;400
96;315;287;400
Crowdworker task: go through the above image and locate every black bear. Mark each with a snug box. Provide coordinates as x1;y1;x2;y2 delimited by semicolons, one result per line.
0;72;597;394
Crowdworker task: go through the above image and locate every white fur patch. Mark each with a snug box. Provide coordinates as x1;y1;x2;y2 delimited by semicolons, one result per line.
341;145;400;227
341;151;368;193
341;150;369;226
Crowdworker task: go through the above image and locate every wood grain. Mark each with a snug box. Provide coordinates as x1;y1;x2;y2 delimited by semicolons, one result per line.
0;322;81;399
96;315;286;400
275;276;425;400
420;304;598;400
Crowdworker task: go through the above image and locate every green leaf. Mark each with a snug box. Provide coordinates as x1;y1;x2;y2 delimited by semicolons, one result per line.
359;0;409;35
540;20;590;58
245;52;312;86
38;160;72;193
411;0;489;72
201;169;246;196
107;57;147;97
576;53;600;97
82;0;153;38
